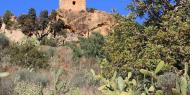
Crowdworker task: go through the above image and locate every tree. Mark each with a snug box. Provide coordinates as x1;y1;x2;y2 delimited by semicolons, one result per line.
50;19;66;38
17;8;38;36
103;0;190;77
28;8;36;22
0;17;2;29
3;10;13;29
79;32;105;58
49;10;57;21
28;8;37;34
17;14;31;34
38;10;49;32
128;0;188;26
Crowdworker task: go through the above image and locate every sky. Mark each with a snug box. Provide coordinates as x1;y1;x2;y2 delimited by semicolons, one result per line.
0;0;131;16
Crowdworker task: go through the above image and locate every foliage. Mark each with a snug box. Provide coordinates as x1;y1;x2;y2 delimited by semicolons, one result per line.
38;10;49;32
98;1;190;94
49;10;57;21
8;40;49;69
51;68;70;95
128;0;188;25
0;33;9;49
17;14;35;35
95;61;190;95
92;69;140;95
103;15;146;76
40;37;58;47
94;61;165;95
65;42;83;61
50;19;66;38
0;74;15;95
3;10;13;29
0;17;2;29
139;61;165;80
79;32;105;58
103;1;190;76
15;69;49;87
65;32;105;62
14;81;43;95
70;69;98;88
28;8;37;22
17;8;37;35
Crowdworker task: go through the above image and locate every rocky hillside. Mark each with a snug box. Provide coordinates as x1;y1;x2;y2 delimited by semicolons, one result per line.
0;9;117;43
57;9;117;36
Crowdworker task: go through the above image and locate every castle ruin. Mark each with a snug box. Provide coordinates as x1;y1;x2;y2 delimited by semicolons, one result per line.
59;0;86;11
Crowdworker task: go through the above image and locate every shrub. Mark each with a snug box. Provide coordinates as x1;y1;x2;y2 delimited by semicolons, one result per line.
65;42;82;61
15;69;49;87
14;81;43;95
0;34;10;67
66;32;105;62
70;69;98;88
0;77;15;95
157;72;177;94
51;68;70;95
40;37;58;47
79;32;105;58
0;33;9;49
87;8;96;13
9;40;49;69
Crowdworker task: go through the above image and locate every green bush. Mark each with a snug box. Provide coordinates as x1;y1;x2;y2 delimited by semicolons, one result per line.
66;32;105;62
40;37;58;47
8;40;49;69
65;42;82;61
0;34;10;67
103;6;190;77
79;32;105;58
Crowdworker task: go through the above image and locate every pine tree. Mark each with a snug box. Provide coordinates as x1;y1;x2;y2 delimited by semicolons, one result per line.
17;8;38;36
49;10;57;21
38;10;49;32
3;10;13;29
28;8;36;22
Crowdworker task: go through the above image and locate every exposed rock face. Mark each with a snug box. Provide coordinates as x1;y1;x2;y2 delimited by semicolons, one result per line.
57;9;117;36
0;24;26;43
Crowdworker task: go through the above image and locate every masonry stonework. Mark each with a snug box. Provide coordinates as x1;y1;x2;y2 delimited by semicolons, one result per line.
59;0;86;11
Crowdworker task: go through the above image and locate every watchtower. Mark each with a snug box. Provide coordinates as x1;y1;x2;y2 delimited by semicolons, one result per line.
59;0;86;11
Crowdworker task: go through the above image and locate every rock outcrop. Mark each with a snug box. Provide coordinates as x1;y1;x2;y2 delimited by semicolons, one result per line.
0;24;26;43
57;9;117;36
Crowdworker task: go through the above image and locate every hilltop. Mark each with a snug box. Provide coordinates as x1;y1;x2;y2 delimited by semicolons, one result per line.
0;9;116;43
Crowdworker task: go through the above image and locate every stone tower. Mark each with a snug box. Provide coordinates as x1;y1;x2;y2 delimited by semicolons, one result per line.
59;0;86;11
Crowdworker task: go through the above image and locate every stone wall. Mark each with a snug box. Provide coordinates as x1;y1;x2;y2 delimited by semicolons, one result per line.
59;0;86;11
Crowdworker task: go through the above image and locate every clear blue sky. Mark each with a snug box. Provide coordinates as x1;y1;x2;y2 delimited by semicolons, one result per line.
0;0;130;16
